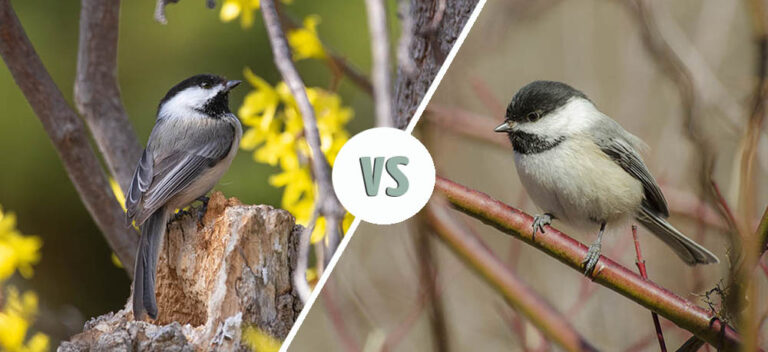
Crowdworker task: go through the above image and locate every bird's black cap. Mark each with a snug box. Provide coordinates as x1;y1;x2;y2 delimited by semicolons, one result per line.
159;74;228;106
505;81;589;123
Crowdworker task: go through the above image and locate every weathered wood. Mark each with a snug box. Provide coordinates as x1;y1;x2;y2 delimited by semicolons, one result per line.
393;0;479;129
58;193;303;351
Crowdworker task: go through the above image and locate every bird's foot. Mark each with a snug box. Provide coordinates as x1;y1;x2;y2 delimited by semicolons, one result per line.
531;213;553;240
171;209;191;223
582;241;602;277
196;196;210;221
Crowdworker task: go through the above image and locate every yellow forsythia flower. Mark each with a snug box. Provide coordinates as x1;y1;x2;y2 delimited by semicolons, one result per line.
0;288;49;352
242;326;280;352
238;69;354;244
287;15;326;61
0;209;42;281
219;0;293;28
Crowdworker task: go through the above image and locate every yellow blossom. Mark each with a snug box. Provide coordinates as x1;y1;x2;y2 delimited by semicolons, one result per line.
287;15;326;61
0;209;42;281
0;288;49;352
242;326;280;352
237;72;354;245
219;0;293;28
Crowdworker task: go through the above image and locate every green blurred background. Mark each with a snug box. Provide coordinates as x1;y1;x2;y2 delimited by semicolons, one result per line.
0;0;379;343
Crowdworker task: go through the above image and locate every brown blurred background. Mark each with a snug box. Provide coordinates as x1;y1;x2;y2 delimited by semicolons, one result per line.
288;0;767;350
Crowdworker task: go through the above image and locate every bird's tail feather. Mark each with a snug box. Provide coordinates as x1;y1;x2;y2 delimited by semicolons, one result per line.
636;206;719;265
132;206;169;320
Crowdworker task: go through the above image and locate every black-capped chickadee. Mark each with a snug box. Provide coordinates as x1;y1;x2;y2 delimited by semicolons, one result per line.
494;81;718;275
125;74;242;319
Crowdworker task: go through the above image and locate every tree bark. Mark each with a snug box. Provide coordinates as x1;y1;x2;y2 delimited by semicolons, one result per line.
75;0;143;192
393;0;479;129
58;193;303;351
0;0;138;272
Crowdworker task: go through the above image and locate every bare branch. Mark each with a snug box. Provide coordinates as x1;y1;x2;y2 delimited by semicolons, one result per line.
435;176;747;351
76;0;142;192
0;0;137;273
154;0;215;24
425;195;598;352
259;0;345;270
365;0;394;127
293;213;317;303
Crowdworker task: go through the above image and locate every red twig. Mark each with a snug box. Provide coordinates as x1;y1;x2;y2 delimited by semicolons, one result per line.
711;180;741;236
425;196;598;352
321;283;361;352
632;225;667;352
469;76;505;114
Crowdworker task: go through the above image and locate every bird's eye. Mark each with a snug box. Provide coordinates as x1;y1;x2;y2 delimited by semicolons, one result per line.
526;111;540;122
200;82;212;89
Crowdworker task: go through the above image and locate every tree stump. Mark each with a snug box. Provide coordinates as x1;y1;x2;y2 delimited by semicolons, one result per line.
58;192;302;351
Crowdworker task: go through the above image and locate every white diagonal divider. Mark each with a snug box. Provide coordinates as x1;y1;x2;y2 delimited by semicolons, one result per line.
279;1;488;349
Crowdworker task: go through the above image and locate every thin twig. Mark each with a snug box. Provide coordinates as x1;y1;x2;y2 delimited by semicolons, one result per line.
75;0;142;192
259;0;345;273
321;282;361;352
425;195;598;352
631;225;667;352
293;211;318;303
414;220;451;352
365;0;394;127
0;0;138;273
276;8;373;94
435;176;746;351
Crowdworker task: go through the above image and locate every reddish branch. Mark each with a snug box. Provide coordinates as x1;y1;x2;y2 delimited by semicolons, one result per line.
631;225;667;352
435;176;746;351
425;196;598;352
75;0;143;191
0;0;138;271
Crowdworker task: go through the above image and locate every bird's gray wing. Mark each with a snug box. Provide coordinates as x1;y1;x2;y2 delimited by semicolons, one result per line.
131;120;235;224
126;147;154;225
595;131;669;217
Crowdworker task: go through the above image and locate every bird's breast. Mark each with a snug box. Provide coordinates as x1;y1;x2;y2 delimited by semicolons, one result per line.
513;135;644;229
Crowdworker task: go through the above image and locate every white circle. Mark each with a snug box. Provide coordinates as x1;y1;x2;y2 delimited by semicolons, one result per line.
332;127;436;225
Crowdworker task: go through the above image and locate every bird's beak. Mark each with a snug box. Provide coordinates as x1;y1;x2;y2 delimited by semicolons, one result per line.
494;120;516;133
224;80;242;92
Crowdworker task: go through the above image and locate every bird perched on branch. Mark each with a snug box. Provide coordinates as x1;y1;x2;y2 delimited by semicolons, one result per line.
126;74;242;319
494;80;718;275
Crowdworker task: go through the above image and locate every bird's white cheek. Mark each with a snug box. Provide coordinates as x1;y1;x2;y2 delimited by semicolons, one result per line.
160;87;218;119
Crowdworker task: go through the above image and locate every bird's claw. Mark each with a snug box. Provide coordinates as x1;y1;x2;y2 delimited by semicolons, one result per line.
171;209;190;223
196;196;210;222
582;242;602;276
531;213;553;240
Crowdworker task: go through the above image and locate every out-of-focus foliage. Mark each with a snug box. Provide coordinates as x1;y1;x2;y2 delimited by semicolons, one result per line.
238;68;354;243
242;326;280;352
0;207;48;352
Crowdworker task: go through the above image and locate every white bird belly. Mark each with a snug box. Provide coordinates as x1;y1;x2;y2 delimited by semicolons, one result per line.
513;136;644;231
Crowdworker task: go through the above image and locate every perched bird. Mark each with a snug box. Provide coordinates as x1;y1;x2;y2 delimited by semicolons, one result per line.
494;80;718;275
126;74;242;319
